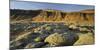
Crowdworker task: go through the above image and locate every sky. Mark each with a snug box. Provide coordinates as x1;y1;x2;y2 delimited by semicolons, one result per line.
10;0;95;12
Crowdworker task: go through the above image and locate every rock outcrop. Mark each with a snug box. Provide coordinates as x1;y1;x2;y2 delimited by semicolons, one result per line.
10;9;94;26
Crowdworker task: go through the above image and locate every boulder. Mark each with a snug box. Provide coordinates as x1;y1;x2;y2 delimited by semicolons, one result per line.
44;32;78;46
69;24;78;30
45;26;52;31
73;32;94;45
79;27;90;32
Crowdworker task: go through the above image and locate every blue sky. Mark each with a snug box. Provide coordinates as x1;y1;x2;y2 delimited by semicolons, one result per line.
10;1;94;12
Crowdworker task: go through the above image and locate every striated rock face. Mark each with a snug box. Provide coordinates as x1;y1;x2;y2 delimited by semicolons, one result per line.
32;9;94;26
10;9;94;26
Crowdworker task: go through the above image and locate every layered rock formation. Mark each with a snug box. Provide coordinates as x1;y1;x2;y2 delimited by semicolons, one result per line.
32;9;94;26
10;9;94;26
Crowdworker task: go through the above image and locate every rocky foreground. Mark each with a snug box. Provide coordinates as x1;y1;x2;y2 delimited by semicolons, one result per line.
10;22;94;49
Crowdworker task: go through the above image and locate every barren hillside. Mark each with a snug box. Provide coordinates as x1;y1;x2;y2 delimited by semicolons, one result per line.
10;9;94;26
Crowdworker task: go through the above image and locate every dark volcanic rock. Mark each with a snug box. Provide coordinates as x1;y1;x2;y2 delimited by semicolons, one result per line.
25;42;47;48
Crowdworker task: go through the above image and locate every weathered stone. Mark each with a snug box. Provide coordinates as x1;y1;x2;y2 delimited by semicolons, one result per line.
44;32;78;46
69;24;78;30
45;26;52;31
79;27;90;32
73;32;94;45
25;42;47;48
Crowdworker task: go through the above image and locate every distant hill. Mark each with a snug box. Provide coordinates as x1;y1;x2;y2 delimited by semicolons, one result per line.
10;9;94;26
80;9;94;13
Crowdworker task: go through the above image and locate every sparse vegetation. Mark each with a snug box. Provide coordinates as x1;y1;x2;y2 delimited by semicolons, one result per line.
34;37;41;42
10;9;94;49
